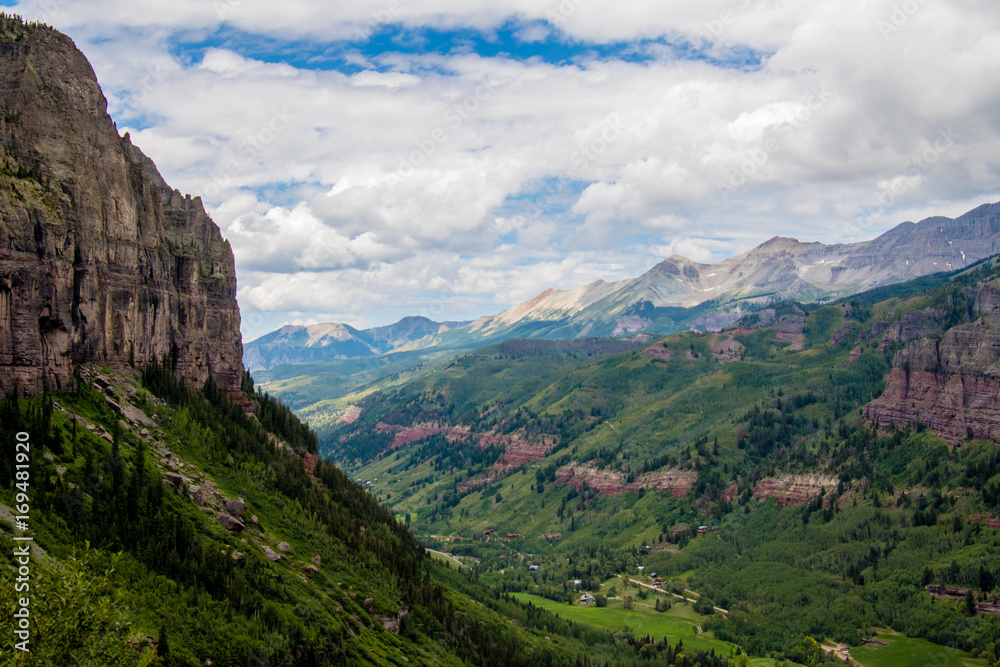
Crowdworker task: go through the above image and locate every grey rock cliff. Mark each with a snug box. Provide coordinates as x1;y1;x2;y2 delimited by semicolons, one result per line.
0;19;243;394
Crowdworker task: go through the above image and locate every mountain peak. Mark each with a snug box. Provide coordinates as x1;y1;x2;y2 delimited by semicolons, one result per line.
758;236;802;250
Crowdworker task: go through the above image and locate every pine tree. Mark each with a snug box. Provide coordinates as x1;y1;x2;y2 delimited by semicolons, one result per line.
126;438;146;524
157;624;171;664
964;589;977;617
980;565;995;594
111;433;123;493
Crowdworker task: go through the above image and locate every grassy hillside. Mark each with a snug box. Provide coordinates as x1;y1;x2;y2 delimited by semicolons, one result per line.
322;259;1000;664
254;347;466;434
1;361;760;666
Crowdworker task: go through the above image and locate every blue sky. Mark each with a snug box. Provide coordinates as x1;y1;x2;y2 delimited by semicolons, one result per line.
9;0;1000;340
166;20;767;74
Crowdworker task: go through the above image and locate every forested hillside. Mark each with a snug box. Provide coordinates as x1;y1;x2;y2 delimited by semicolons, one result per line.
0;357;778;666
325;258;1000;664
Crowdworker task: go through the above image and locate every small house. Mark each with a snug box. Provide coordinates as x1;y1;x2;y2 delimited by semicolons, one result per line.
579;593;596;604
528;565;539;571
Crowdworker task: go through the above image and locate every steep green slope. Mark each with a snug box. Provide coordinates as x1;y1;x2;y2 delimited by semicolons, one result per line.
0;360;774;667
0;364;468;665
254;347;469;434
323;260;1000;663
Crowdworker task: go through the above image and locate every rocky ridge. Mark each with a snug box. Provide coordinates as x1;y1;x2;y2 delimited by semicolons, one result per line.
244;316;471;370
0;20;243;394
397;203;1000;351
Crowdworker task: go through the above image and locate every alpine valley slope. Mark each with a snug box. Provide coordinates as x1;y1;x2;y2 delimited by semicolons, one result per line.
328;257;1000;663
255;203;1000;435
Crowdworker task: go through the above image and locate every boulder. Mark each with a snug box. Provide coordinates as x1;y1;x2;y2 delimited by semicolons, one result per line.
162;473;186;493
310;555;321;566
217;513;245;533
187;485;206;506
276;542;291;553
375;614;400;634
303;565;319;576
262;545;281;562
224;498;246;517
121;403;155;428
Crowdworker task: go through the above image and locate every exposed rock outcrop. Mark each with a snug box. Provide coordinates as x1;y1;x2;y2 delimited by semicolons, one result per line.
0;22;243;394
752;474;838;506
864;300;1000;443
883;308;945;344
556;462;696;497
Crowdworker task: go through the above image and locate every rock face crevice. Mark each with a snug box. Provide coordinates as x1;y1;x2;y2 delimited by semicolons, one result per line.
0;21;243;394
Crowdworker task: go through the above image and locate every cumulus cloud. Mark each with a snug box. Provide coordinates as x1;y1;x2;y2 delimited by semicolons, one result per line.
14;0;1000;333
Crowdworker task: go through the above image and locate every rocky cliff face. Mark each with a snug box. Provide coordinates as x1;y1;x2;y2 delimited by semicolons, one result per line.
0;18;243;394
864;277;1000;443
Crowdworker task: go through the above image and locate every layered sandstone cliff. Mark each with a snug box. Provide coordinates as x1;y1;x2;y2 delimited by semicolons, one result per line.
0;18;243;394
864;277;1000;442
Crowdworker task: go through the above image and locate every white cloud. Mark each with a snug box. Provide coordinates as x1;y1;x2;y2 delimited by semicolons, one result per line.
15;0;1000;333
651;238;725;264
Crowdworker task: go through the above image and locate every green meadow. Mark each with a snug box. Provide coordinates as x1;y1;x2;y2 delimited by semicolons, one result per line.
850;632;989;667
511;592;796;666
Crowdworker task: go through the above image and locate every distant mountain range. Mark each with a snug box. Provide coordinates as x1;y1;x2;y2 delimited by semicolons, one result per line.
245;316;471;370
245;202;1000;369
